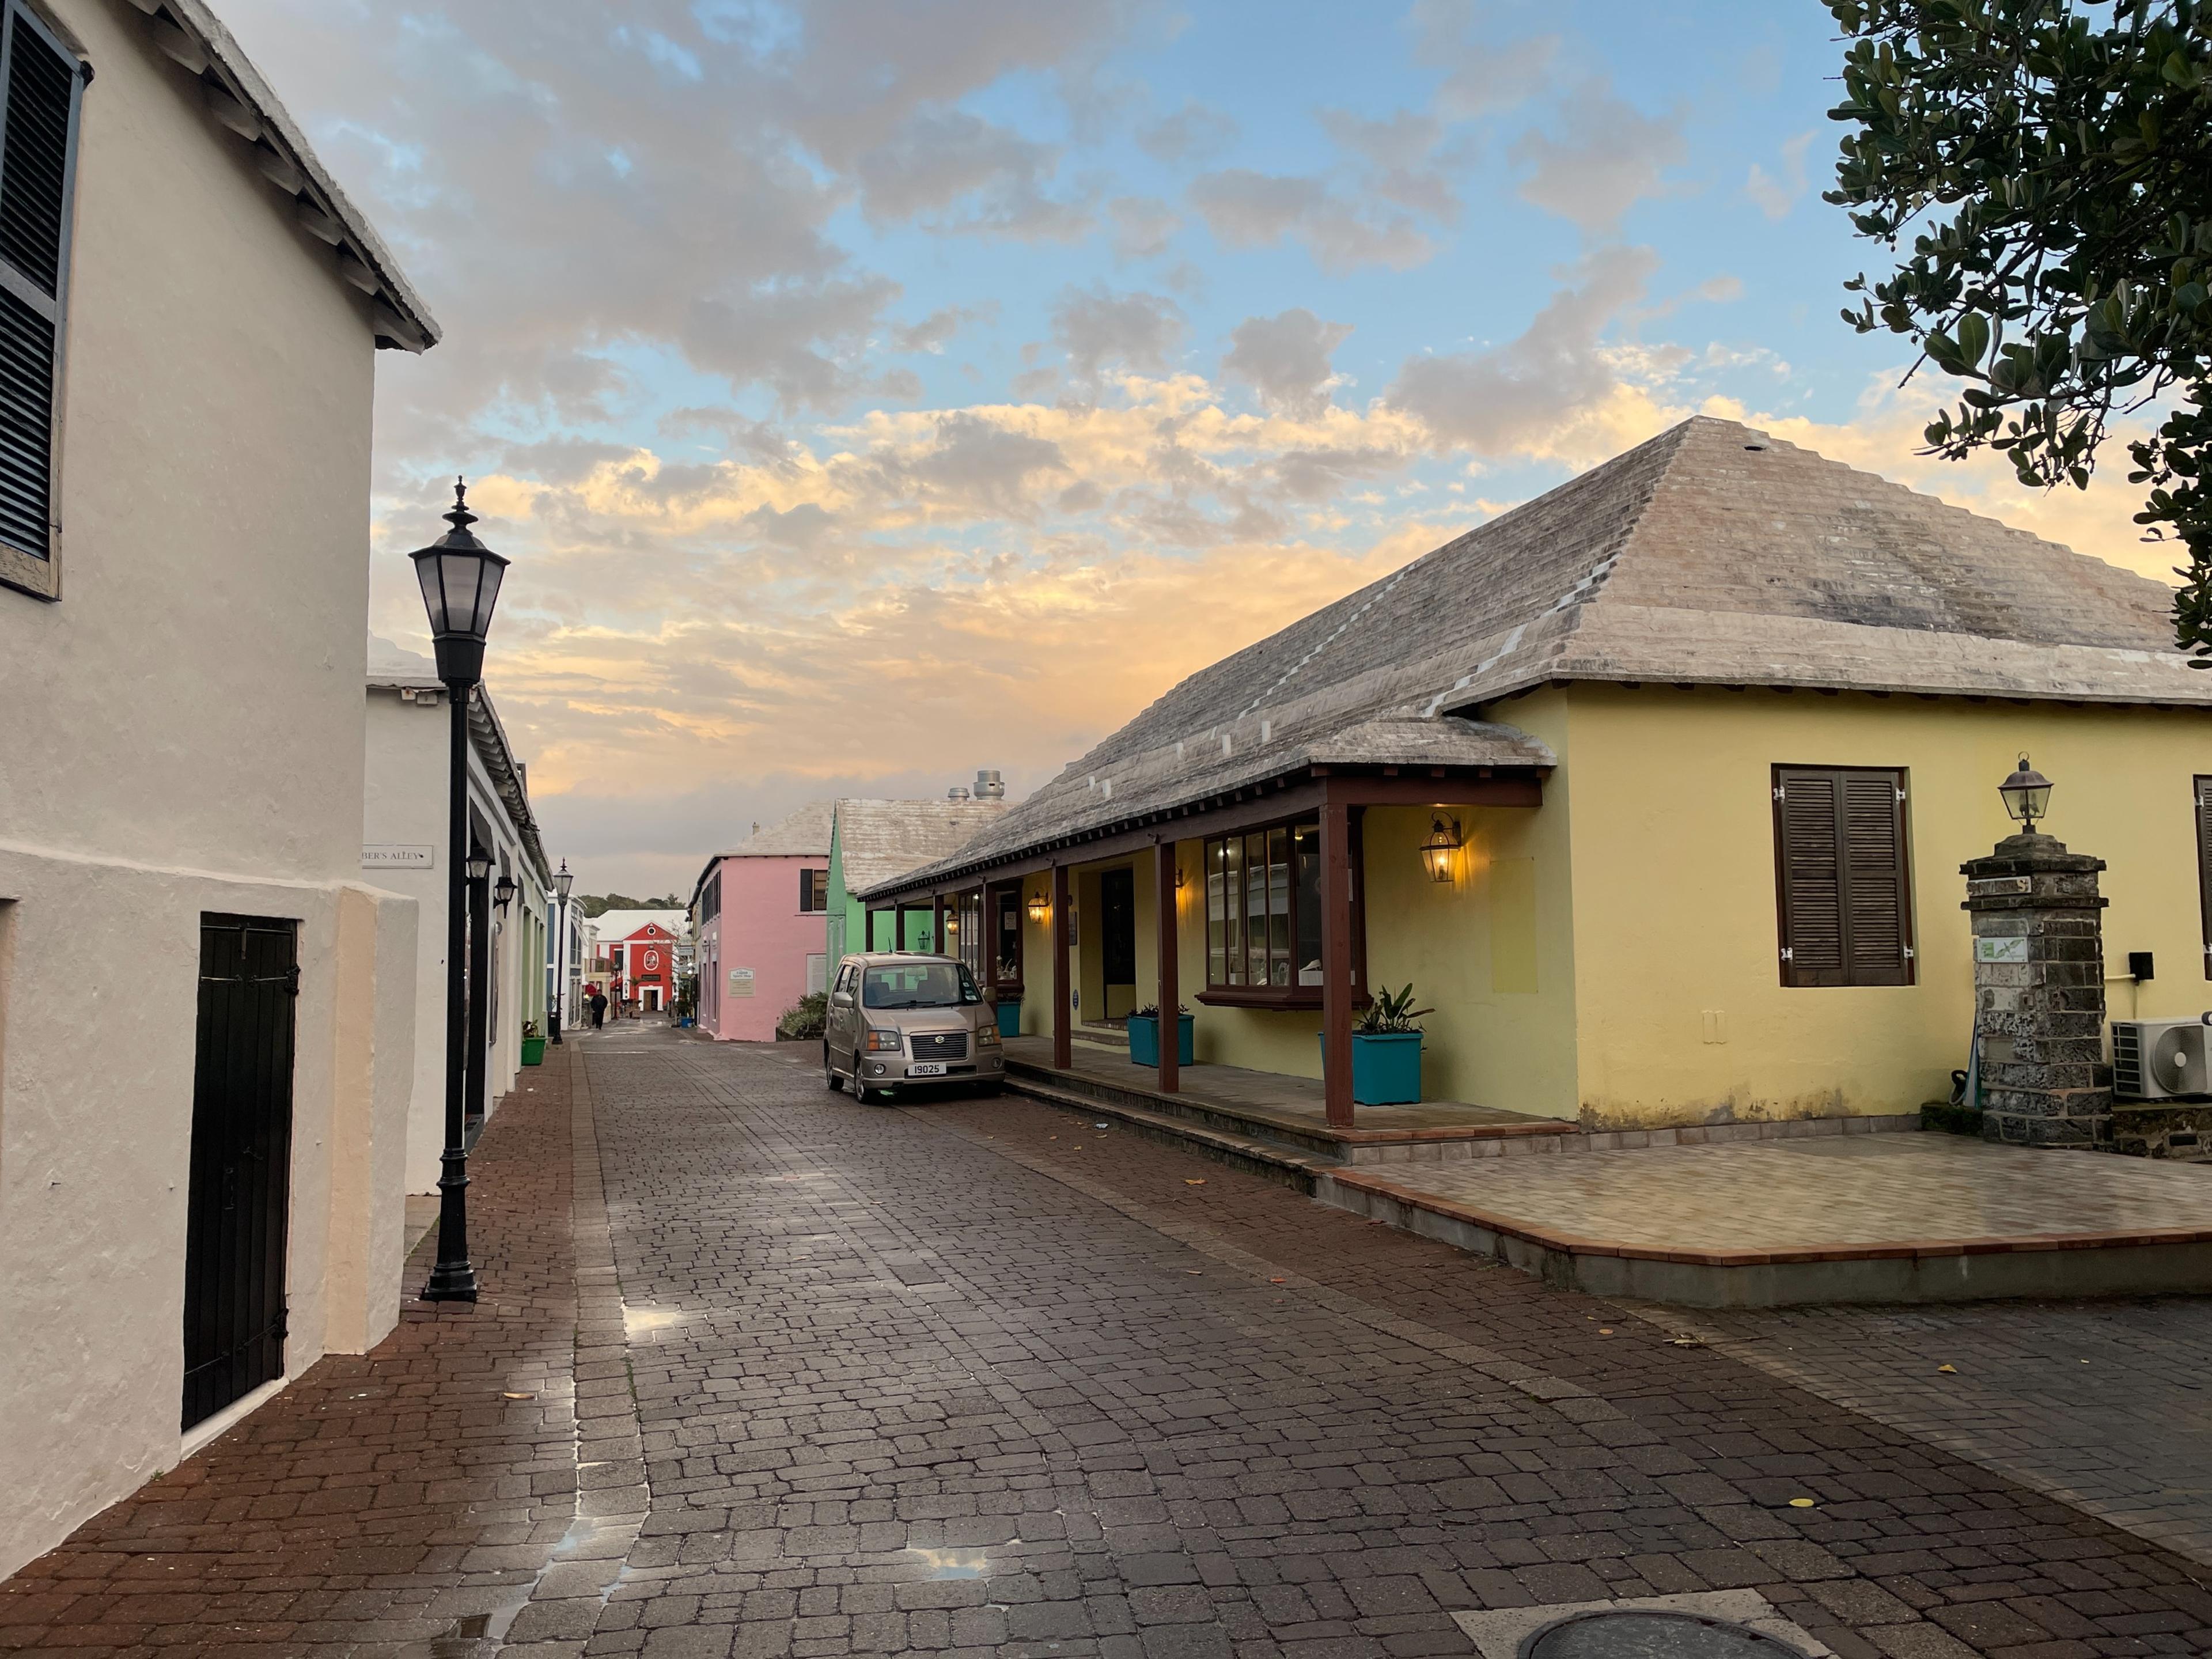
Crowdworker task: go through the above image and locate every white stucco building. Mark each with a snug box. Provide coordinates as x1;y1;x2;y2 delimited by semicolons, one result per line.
0;0;441;1579
365;637;551;1195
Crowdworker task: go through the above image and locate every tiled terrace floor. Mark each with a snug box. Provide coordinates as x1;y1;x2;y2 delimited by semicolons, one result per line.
1334;1132;2212;1256
1003;1035;1566;1139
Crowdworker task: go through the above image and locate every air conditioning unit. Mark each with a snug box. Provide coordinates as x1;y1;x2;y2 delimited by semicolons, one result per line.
2112;1018;2212;1101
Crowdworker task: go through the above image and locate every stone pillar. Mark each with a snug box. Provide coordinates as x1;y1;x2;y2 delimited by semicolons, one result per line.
1961;832;2110;1147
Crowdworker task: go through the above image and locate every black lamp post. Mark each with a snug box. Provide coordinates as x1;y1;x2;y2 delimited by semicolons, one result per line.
412;478;508;1305
551;860;574;1046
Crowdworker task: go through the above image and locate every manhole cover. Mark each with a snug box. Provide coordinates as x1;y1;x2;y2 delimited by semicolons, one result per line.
1522;1609;1810;1658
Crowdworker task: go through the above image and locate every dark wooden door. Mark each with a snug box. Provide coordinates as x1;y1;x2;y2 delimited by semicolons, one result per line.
1101;868;1136;1003
181;914;299;1430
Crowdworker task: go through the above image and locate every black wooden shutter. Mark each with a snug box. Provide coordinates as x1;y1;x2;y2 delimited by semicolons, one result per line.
1775;767;1913;987
0;0;81;568
799;868;812;912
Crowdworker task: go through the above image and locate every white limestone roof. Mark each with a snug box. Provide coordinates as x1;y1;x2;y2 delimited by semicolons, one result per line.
873;415;2207;897
835;798;1009;895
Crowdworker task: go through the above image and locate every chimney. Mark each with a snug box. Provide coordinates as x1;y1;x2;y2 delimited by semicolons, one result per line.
974;768;1005;800
947;785;971;801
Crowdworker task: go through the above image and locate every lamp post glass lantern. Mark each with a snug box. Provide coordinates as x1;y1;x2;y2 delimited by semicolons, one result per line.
415;478;507;1305
493;872;517;912
1999;753;2054;832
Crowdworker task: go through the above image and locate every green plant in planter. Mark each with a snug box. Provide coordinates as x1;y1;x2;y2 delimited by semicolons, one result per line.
777;990;828;1041
1130;1002;1190;1019
1356;983;1431;1035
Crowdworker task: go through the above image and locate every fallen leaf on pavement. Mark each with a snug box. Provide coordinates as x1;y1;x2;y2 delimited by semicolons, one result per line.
1788;1498;1814;1509
1268;1277;1286;1283
1184;1179;1207;1185
1187;1270;1203;1276
1668;1337;1704;1348
502;1392;535;1400
1599;1328;1614;1335
1937;1363;1957;1374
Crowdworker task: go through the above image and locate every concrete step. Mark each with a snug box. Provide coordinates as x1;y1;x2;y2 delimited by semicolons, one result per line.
1003;1075;1329;1192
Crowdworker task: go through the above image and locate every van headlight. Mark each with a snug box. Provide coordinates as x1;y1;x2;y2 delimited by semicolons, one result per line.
865;1028;903;1054
976;1025;1001;1046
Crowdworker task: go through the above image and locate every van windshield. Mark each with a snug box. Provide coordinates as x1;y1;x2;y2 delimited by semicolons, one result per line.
862;962;981;1009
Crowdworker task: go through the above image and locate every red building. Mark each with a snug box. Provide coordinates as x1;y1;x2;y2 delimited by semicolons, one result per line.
590;914;684;1013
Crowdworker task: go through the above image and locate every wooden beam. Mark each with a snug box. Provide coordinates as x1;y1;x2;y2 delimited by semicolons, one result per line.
1051;863;1072;1070
859;768;1546;906
1320;800;1354;1130
932;893;945;957
1155;839;1179;1095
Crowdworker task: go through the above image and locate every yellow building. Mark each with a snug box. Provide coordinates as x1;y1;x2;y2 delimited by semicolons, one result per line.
859;416;2212;1131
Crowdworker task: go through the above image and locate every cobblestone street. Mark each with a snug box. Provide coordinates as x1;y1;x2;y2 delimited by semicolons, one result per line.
10;1029;2212;1658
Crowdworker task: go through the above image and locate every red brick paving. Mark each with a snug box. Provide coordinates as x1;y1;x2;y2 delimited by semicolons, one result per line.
0;1051;585;1657
9;1032;2212;1659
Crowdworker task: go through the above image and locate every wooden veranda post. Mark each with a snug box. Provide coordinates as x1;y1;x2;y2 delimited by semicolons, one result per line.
1154;838;1179;1094
1320;798;1354;1129
932;894;945;956
1052;862;1072;1070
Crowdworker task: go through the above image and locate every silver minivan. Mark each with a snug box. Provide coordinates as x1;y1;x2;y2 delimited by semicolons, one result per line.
823;952;1005;1104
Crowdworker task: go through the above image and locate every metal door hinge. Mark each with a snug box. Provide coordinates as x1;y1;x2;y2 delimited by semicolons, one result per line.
1772;785;1785;801
1779;946;1794;961
1903;945;1915;959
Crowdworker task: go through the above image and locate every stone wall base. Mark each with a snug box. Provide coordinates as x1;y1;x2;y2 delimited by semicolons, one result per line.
2109;1102;2212;1161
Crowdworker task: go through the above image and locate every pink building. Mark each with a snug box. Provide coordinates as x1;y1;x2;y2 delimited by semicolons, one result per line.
689;802;834;1041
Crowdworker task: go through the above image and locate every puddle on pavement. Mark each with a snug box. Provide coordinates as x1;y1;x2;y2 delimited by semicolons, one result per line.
623;1305;691;1340
907;1546;990;1579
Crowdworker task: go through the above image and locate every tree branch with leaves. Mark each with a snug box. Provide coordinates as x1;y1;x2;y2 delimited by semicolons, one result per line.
1825;0;2212;661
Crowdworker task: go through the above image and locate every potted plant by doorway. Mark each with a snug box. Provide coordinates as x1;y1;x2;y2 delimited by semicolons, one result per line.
1127;1002;1194;1068
521;1020;546;1067
1334;983;1430;1105
993;956;1022;1037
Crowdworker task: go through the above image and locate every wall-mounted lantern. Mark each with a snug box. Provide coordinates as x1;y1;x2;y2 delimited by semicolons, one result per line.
1420;815;1464;883
493;872;517;912
1027;890;1051;924
1998;753;2054;832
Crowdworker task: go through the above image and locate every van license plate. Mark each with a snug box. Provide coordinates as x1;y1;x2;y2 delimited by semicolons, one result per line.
907;1062;947;1077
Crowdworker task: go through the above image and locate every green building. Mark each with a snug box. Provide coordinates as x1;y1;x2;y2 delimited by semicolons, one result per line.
825;791;1009;964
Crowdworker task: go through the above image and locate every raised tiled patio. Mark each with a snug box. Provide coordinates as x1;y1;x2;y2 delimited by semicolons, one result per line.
1325;1132;2212;1307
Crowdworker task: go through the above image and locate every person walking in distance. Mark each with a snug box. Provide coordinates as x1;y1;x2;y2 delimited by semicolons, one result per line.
589;987;608;1030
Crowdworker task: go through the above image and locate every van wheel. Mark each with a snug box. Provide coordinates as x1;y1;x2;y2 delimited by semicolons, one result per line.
853;1078;876;1105
824;1044;843;1091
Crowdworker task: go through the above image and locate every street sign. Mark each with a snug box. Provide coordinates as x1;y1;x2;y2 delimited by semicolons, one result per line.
362;843;434;868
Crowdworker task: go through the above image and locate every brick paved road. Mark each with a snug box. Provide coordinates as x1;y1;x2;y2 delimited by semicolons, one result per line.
10;1031;2212;1658
1661;1298;2212;1570
561;1035;2212;1659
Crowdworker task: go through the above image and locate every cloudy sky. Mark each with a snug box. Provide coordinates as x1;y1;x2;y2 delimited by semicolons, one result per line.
229;0;2169;897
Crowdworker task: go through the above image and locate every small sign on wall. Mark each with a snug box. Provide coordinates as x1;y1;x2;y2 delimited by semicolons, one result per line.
362;844;434;868
1974;936;2029;964
729;968;755;997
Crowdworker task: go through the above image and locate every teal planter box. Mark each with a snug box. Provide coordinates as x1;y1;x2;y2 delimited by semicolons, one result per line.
1320;1031;1423;1105
1127;1013;1195;1068
995;998;1022;1038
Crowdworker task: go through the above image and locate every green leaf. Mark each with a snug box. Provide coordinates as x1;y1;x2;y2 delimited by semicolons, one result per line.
1955;312;1990;366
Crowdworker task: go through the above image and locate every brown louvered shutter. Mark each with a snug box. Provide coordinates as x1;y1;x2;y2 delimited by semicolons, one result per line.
1774;767;1914;987
1843;771;1912;985
0;0;82;575
2197;778;2212;980
1775;770;1847;986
